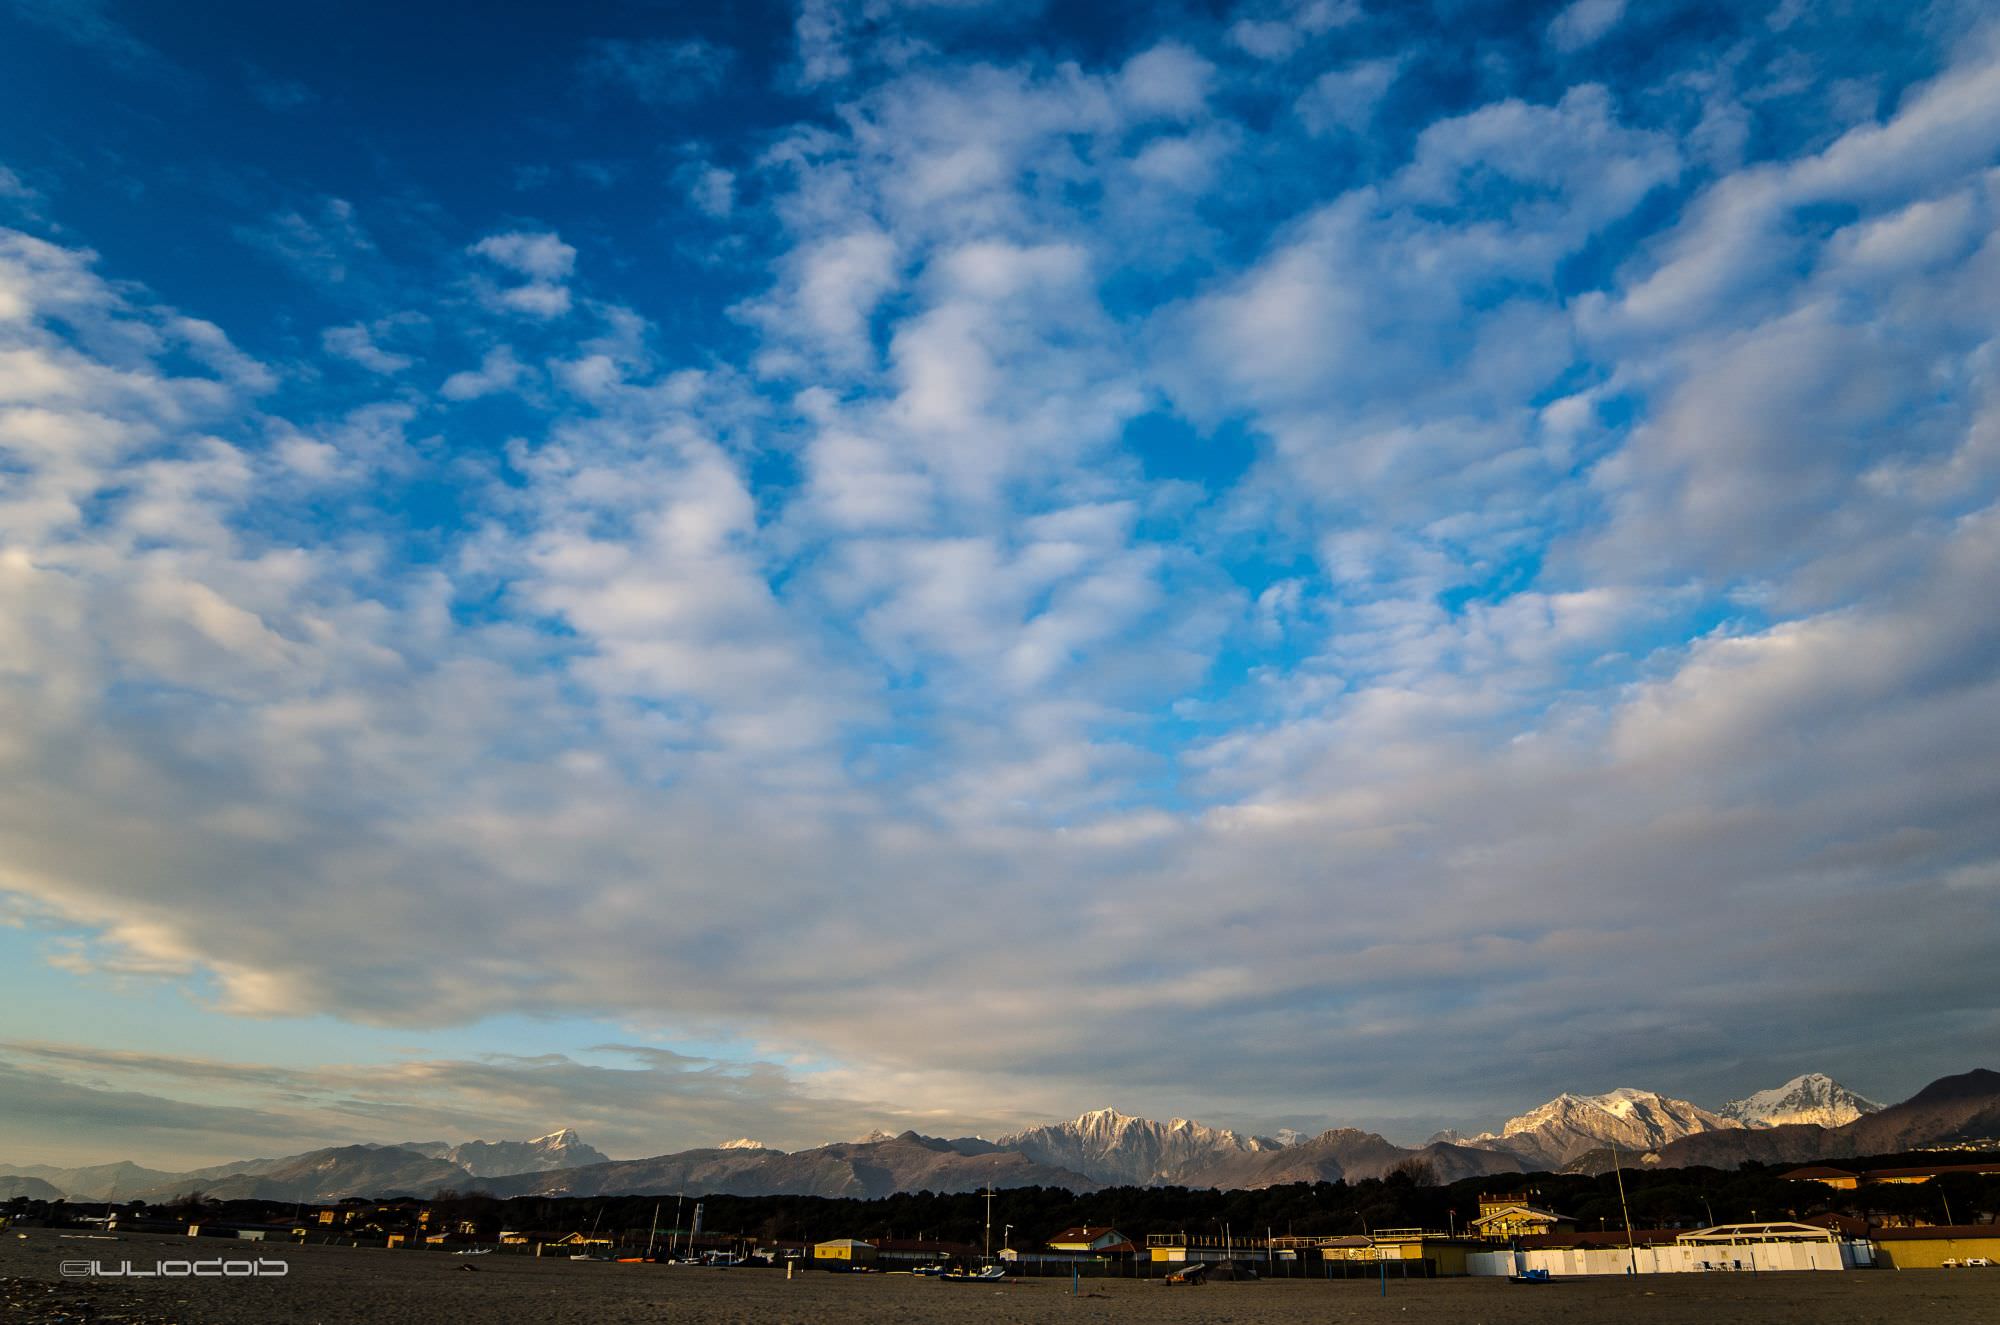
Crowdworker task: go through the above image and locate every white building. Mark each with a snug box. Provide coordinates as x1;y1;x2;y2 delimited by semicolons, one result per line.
1466;1222;1873;1276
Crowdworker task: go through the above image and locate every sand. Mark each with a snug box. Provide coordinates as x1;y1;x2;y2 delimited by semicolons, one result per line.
6;1230;1999;1324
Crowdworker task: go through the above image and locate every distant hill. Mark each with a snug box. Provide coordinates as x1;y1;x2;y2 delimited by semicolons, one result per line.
480;1131;1099;1200
0;1160;179;1201
1647;1068;2000;1169
394;1128;610;1178
11;1070;1995;1203
123;1146;476;1204
1178;1128;1526;1188
0;1175;66;1200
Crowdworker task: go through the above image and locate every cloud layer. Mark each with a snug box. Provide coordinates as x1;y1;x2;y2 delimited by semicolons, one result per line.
1;0;1997;1158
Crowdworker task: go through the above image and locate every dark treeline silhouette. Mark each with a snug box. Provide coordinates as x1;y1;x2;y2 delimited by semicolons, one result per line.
477;1158;1995;1244
9;1152;1994;1246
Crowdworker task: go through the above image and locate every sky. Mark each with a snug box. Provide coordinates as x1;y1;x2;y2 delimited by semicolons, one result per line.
1;0;1998;1170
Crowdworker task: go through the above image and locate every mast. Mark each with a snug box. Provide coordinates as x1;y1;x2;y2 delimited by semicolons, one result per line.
647;1201;660;1259
982;1185;995;1263
1609;1145;1638;1275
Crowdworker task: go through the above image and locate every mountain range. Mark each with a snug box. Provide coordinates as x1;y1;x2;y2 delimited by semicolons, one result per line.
1449;1088;1739;1169
392;1128;610;1178
6;1070;1991;1204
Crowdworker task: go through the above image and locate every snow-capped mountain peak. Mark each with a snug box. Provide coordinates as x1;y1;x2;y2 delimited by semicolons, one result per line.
1466;1088;1735;1168
995;1108;1284;1186
1719;1073;1882;1128
719;1137;767;1150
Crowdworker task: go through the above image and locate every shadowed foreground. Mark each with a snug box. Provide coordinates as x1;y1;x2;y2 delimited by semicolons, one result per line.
6;1232;1998;1324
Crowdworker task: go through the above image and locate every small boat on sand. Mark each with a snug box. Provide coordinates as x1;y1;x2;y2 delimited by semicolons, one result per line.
939;1265;1008;1282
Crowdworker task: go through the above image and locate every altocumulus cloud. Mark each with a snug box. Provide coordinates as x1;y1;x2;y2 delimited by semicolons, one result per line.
0;0;1998;1156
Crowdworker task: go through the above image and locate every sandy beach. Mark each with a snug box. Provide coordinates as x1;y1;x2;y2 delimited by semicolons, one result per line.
6;1230;1999;1324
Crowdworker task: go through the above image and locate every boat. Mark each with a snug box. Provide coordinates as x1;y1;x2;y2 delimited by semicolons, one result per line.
939;1265;1008;1282
453;1248;492;1257
1509;1267;1556;1283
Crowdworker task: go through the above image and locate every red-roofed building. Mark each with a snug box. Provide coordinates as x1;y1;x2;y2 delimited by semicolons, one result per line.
1046;1226;1130;1253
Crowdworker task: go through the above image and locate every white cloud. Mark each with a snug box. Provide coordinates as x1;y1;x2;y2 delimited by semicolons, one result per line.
1229;20;1303;62
0;165;41;205
471;230;577;319
1547;0;1627;52
5;11;2000;1155
1118;43;1216;120
585;36;731;105
322;321;412;374
440;345;526;400
1228;0;1360;59
238;197;373;285
1296;57;1401;135
691;166;736;218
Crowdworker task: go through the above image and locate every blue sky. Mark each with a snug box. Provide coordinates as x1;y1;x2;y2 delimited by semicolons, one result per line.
2;0;1999;1167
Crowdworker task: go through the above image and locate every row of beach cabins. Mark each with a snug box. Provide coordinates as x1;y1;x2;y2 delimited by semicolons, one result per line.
73;1168;2000;1280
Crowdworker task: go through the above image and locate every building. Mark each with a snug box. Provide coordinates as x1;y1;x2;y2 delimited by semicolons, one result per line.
1780;1161;2000;1190
1321;1230;1488;1277
1870;1225;2000;1269
544;1232;613;1254
1046;1226;1131;1253
1467;1221;1869;1276
874;1238;975;1269
812;1238;878;1269
1469;1193;1575;1240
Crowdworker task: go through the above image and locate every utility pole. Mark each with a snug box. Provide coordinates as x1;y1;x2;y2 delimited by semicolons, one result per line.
982;1186;995;1264
1610;1146;1638;1276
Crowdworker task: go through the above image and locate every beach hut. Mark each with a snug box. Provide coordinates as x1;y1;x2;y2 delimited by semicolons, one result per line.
813;1238;878;1269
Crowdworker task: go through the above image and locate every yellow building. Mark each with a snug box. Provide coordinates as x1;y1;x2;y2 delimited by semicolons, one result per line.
546;1232;614;1253
1782;1162;2000;1190
1311;1231;1484;1275
1470;1193;1575;1240
1872;1227;2000;1269
813;1238;878;1268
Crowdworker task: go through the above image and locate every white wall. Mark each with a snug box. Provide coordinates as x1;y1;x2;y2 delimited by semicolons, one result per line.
1464;1240;1860;1276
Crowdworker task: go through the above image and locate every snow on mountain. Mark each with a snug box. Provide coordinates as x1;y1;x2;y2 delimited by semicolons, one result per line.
996;1108;1285;1187
1719;1074;1882;1129
1469;1089;1736;1168
441;1128;609;1178
719;1138;767;1150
